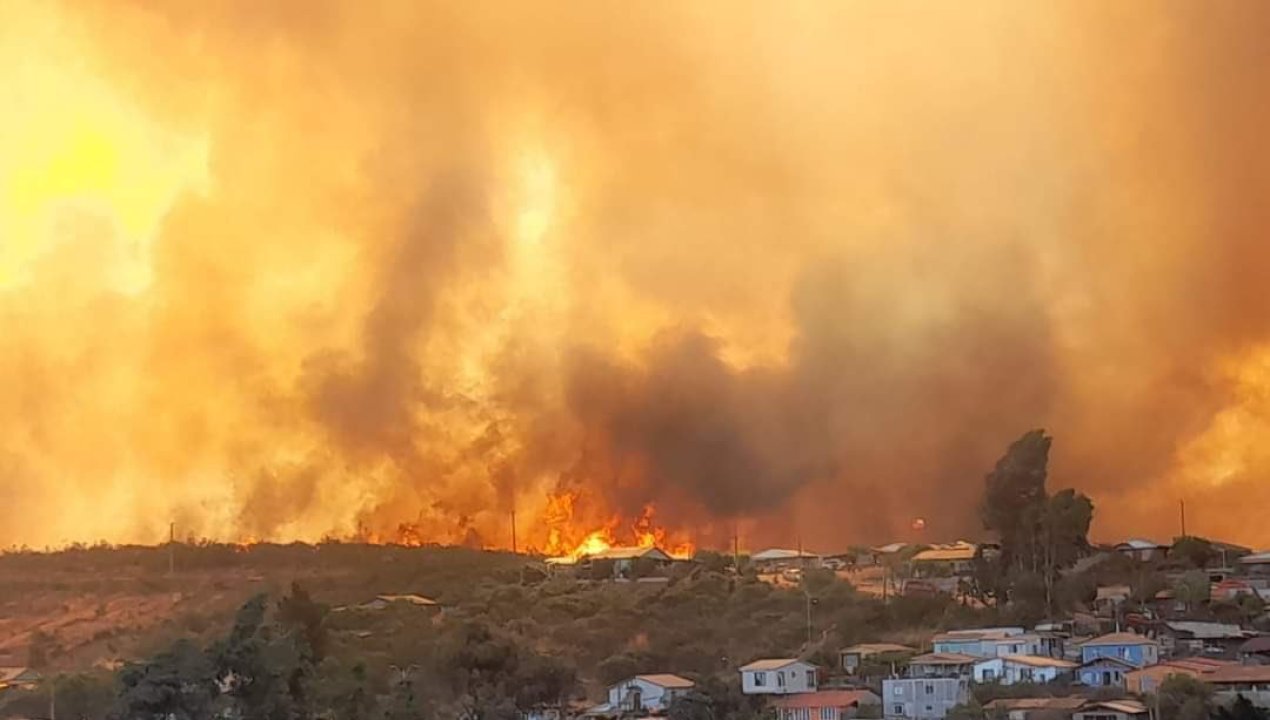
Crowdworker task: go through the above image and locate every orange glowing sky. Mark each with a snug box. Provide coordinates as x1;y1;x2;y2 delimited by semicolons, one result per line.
3;0;1270;551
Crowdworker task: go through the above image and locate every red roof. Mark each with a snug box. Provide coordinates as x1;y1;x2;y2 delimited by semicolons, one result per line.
770;691;878;710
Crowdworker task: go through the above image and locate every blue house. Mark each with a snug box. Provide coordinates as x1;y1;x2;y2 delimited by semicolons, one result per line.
1077;632;1160;686
1079;632;1160;666
1077;656;1138;687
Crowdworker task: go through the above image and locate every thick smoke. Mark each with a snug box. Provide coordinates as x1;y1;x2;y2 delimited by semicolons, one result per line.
2;0;1270;549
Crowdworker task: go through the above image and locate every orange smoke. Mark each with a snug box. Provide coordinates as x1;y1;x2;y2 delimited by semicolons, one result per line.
4;1;1270;551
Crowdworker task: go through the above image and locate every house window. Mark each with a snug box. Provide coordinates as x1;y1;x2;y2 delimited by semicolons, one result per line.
893;685;904;696
807;670;817;687
755;672;767;687
778;672;787;688
982;669;996;681
924;684;935;695
893;705;905;715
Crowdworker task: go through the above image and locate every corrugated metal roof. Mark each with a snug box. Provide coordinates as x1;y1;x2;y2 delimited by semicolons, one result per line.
633;674;694;689
1207;665;1270;684
910;652;980;665
1164;621;1250;640
770;691;879;709
586;546;673;561
1090;700;1148;715
842;643;915;655
740;658;806;671
998;655;1078;669
1081;631;1157;647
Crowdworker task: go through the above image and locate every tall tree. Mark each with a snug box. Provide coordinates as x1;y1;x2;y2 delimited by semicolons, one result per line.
981;430;1051;574
110;640;218;720
980;430;1094;614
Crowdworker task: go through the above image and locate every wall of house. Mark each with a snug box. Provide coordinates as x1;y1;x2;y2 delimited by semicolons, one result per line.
1081;644;1157;667
607;678;677;712
1078;662;1128;688
743;664;817;695
883;678;968;720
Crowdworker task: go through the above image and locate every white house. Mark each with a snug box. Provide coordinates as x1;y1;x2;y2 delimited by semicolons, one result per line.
973;655;1078;685
741;658;818;695
883;653;976;720
932;628;1050;659
585;674;694;716
1115;539;1169;562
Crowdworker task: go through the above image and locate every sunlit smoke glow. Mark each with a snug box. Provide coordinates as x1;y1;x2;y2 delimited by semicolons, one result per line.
3;0;1270;550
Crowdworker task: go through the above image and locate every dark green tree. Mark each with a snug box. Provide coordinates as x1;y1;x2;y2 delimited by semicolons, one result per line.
1214;695;1270;720
110;640;218;720
1170;537;1216;569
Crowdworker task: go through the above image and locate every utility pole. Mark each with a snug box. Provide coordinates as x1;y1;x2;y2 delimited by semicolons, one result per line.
1179;499;1187;538
168;522;175;576
48;678;55;720
732;520;740;571
510;505;518;554
805;590;814;648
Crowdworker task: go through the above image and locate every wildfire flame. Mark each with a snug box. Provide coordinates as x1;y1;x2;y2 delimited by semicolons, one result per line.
541;493;695;560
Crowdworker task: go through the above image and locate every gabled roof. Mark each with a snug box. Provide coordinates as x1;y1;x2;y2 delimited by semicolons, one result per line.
1129;658;1232;676
586;546;673;561
997;655;1078;669
1238;551;1270;565
632;673;694;689
1081;631;1157;647
910;652;980;665
740;658;808;672
874;543;908;554
770;690;879;709
1080;656;1139;670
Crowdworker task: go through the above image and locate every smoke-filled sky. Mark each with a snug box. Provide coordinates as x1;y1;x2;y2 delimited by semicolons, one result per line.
3;0;1270;550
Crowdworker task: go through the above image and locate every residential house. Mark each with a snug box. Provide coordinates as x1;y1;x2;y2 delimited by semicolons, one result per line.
578;546;680;580
972;655;1077;685
1239;637;1270;665
1238;551;1270;577
911;542;978;578
983;697;1087;720
770;689;881;720
0;667;41;692
882;653;975;720
752;549;824;573
1070;700;1149;720
1203;665;1270;709
1115;540;1169;562
1154;622;1258;659
1077;657;1138;688
1125;658;1232;694
741;659;819;695
584;674;694;717
932;628;1051;659
1094;586;1131;618
841;644;915;674
1079;632;1160;667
